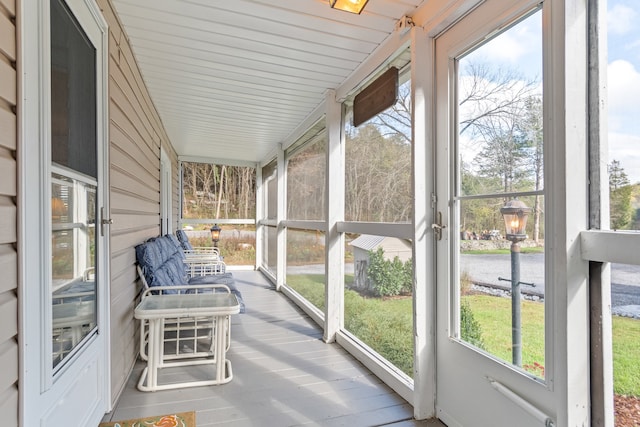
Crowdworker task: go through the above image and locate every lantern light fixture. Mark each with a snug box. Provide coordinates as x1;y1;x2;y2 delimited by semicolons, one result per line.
329;0;370;14
210;224;221;247
500;199;531;242
499;198;532;367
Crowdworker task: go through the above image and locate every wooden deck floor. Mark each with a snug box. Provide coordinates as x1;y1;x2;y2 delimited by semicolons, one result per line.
102;270;445;426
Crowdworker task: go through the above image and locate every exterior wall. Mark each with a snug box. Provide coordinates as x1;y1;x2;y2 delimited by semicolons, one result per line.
352;247;369;290
380;237;412;263
351;238;412;291
97;0;178;404
0;0;18;425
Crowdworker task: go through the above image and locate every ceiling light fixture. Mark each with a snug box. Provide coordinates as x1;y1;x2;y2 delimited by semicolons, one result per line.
329;0;370;14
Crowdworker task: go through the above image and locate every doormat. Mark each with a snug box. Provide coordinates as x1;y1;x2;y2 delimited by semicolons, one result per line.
99;411;195;427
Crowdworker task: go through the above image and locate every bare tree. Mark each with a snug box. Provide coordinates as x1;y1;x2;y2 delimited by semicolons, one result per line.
182;162;256;220
374;83;411;144
459;62;540;137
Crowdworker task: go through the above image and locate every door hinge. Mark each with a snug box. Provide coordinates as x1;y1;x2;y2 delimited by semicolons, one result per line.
431;211;447;240
100;207;113;236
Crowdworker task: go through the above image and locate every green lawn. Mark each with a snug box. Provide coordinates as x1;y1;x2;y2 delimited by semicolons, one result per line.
287;274;414;376
612;316;640;395
465;295;546;377
462;246;545;255
286;274;640;395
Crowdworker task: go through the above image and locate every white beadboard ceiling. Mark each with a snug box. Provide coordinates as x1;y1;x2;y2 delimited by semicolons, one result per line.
111;0;427;164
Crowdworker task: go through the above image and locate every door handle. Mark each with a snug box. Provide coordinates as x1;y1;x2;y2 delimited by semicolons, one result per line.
431;211;447;240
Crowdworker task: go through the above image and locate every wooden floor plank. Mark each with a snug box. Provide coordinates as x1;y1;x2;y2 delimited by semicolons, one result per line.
103;270;446;426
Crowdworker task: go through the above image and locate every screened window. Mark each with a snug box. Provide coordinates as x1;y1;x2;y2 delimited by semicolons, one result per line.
344;57;412;223
342;51;415;377
286;126;326;221
181;162;256;266
262;161;277;274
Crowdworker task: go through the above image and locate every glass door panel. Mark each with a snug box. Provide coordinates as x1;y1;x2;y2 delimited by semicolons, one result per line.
435;2;555;426
50;0;98;371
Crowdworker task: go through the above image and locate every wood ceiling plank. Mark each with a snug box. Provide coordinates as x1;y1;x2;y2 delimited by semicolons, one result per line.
184;0;391;42
115;4;372;62
132;41;348;84
126;27;360;72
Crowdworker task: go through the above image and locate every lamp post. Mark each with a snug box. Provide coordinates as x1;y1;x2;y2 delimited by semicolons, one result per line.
210;224;221;248
500;199;531;367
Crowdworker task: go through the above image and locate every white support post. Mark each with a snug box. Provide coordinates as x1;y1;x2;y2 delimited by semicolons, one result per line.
324;89;344;343
276;145;286;291
587;0;614;424
411;26;436;420
255;163;263;271
546;0;591;424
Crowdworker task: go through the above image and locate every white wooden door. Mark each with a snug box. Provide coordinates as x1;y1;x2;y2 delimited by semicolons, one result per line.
21;0;110;425
434;1;558;425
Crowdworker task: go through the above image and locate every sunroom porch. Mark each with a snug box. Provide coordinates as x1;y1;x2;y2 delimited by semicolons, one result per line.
10;0;638;426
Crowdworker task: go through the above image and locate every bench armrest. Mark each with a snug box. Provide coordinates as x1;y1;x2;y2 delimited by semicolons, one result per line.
142;284;231;298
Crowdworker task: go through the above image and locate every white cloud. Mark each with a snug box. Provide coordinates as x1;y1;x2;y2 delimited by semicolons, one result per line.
466;16;541;66
607;60;640;118
608;61;640;180
478;32;526;63
608;4;637;35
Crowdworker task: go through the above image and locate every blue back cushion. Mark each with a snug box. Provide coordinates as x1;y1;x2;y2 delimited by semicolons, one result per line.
135;238;163;273
166;233;183;252
136;237;189;293
175;229;194;251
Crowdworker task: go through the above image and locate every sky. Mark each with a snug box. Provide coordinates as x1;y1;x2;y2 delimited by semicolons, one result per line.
457;2;640;184
607;0;640;183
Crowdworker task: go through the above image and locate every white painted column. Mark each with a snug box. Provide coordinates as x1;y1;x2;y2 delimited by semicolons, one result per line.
324;89;344;343
547;0;590;424
276;145;286;291
254;163;263;271
587;1;614;423
410;26;436;420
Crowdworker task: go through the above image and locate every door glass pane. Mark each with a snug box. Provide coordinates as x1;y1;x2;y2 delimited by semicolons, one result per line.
607;1;640;230
51;0;98;369
455;9;545;378
51;173;97;368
